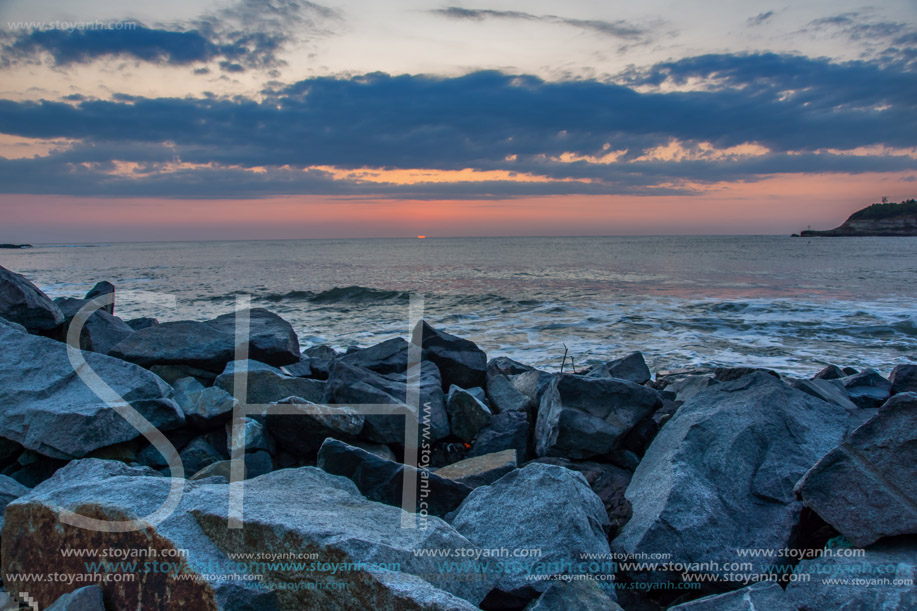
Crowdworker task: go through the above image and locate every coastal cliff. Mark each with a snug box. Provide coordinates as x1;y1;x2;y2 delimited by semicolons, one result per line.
800;199;917;236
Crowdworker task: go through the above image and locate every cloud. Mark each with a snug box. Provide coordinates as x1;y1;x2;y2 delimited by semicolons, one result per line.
0;0;339;72
747;11;775;27
430;6;648;40
0;54;913;198
803;11;917;66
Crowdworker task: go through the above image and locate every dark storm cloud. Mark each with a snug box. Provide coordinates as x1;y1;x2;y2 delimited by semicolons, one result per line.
430;7;648;40
0;0;339;72
0;53;914;198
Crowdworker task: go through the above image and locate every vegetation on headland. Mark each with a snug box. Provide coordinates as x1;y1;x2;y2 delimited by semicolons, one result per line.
799;198;917;237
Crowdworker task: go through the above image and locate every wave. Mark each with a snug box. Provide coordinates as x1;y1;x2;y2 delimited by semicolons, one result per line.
261;286;411;305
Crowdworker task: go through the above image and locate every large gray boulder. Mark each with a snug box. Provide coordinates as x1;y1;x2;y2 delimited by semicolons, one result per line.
435;450;517;488
795;392;917;547
173;377;238;428
613;373;853;582
109;308;300;372
788;377;858;411
340;337;410;375
535;374;662;459
486;373;532;414
889;363;917;394
0;318;184;459
787;537;917;610
417;321;487;390
669;581;794;610
317;438;472;517
2;458;492;609
840;369;891;408
0;265;63;331
323;360;449;444
586;351;651;384
265;397;364;456
450;463;611;599
469;409;530;460
214;360;325;404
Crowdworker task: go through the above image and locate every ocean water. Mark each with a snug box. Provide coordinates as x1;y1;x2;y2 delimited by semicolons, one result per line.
2;236;915;377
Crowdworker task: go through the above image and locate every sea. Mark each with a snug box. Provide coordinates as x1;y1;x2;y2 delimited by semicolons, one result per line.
2;236;915;377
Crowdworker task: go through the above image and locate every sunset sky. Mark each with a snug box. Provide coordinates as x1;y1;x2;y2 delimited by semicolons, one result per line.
1;0;915;241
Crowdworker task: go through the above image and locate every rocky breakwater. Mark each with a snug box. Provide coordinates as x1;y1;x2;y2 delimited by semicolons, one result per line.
0;263;915;610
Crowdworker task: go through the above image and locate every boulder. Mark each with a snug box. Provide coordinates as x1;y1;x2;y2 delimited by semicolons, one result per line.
586;351;651;384
535;374;662;459
46;585;105;611
840;369;891;408
323;360;449;444
85;281;115;314
813;364;846;380
225;418;275;455
795;392;917;547
265;397;364;457
0;475;30;530
340;337;410;375
179;437;225;475
126;317;159;330
613;373;853;583
417;321;487;390
669;581;794;610
190;451;273;481
665;375;719;403
435;450;517;488
788;378;858;411
0;265;64;331
450;463;611;598
526;579;621;610
301;344;337;379
787;537;916;610
282;358;312;378
487;356;536;377
532;457;632;537
889;364;917;394
446;385;493;442
214;360;324;404
109;308;300;373
2;458;491;609
714;366;779;382
486;373;532;414
317;438;472;517
653;367;716;389
78;311;135;355
469;410;530;460
0;318;184;459
172;378;238;428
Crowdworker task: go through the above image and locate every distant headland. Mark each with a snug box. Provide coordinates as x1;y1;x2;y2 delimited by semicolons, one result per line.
797;199;917;237
0;244;33;249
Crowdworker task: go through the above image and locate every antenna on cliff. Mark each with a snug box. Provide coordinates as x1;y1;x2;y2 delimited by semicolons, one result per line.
882;196;889;204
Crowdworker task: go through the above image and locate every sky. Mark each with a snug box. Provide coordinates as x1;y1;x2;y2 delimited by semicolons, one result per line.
0;0;915;240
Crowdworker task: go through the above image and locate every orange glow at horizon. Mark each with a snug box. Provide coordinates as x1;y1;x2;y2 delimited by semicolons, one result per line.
0;171;914;242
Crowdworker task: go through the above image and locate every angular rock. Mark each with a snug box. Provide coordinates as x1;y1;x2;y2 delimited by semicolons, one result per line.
0;265;64;331
110;308;300;372
669;581;794;610
179;437;225;475
665;374;719;403
417;321;487;390
79;310;135;355
173;377;238;429
0;318;184;459
435;450;517;488
225;418;275;455
613;373;853;582
787;538;916;610
126;316;159;330
535;374;662;459
85;281;115;314
813;364;846;380
653;367;716;389
214;360;324;404
0;474;30;531
282;357;312;378
532;457;632;537
46;585;105;611
317;438;471;517
340;337;410;375
795;392;917;547
301;344;337;379
510;369;555;405
840;369;891;408
323;360;449;444
3;458;491;609
714;366;779;382
265;397;364;456
469;410;530;460
586;351;651;385
526;579;621;610
190;451;273;481
446;385;493;442
487;356;536;377
889;363;917;395
788;378;857;411
486;373;532;414
450;463;611;598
